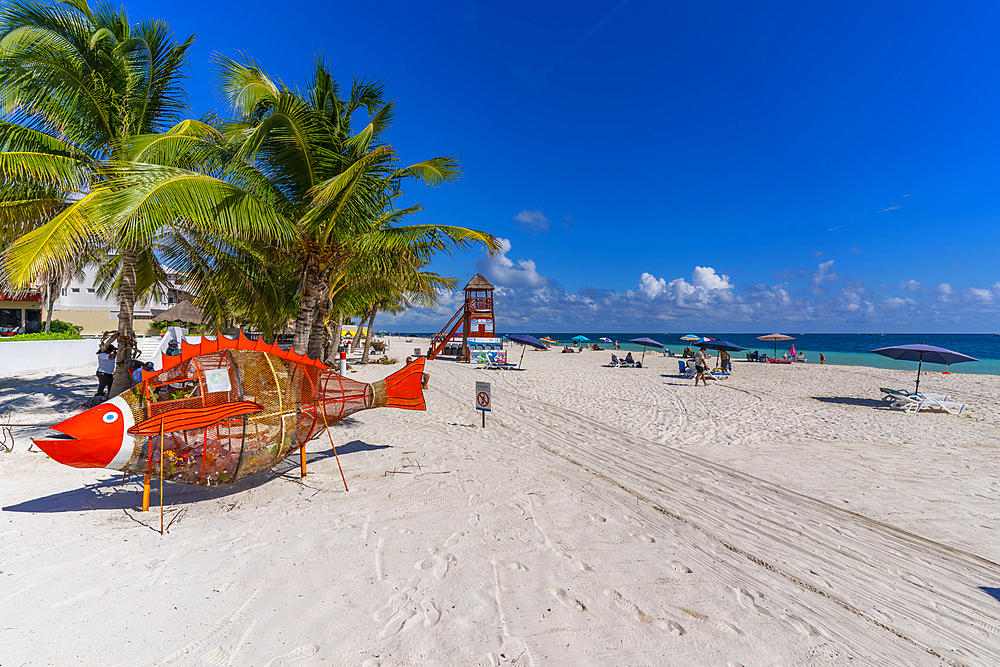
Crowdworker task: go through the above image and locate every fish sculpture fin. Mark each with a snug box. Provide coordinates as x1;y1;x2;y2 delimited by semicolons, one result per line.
127;401;264;436
145;331;327;382
376;357;426;411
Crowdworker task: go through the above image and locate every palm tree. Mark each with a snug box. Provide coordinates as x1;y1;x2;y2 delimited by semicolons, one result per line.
0;0;194;393
119;57;499;357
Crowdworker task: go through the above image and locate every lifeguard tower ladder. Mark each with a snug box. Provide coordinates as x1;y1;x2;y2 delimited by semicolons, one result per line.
427;273;496;361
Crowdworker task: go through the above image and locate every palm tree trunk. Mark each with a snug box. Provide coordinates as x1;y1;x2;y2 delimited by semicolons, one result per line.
350;310;368;354
307;295;331;360
43;273;56;333
331;313;344;362
109;249;138;397
361;308;378;363
293;260;323;355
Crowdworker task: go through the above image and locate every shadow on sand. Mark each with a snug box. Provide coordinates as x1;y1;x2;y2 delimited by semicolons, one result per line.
810;396;888;409
2;439;387;513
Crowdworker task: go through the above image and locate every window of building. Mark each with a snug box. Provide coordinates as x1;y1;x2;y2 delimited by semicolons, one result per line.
61;289;67;296
87;288;95;293
71;288;80;292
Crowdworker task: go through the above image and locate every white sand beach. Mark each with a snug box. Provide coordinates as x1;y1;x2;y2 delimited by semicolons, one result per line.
2;341;1000;666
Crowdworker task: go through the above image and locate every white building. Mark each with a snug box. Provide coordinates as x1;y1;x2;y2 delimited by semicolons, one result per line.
48;266;187;335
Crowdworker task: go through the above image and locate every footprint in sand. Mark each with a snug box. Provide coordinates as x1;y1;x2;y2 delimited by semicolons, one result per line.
505;561;528;571
361;660;380;667
604;588;651;623
735;587;772;617
552;588;585;611
668;561;692;574
421;599;441;628
568;558;593;572
414;559;434;570
653;619;685;635
428;548;457;580
589;514;606;523
377;606;416;639
443;531;464;548
373;583;417;622
263;643;319;667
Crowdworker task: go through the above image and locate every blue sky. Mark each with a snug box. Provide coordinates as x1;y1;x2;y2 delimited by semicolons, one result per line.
132;1;999;332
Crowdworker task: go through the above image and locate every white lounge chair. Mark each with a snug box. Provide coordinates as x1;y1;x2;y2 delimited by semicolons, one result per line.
890;395;966;415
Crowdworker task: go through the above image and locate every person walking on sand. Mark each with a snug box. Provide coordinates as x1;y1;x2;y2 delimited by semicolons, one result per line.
694;346;710;386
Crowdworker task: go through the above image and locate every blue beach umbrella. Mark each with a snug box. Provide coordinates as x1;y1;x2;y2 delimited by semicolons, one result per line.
507;333;547;368
628;336;665;364
571;335;590;342
870;343;978;394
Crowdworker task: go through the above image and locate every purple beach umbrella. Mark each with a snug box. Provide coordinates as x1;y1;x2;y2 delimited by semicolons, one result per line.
628;337;665;365
507;333;547;368
870;343;978;394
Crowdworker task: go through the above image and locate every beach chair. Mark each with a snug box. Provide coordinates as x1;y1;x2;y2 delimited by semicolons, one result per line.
890;395;966;415
609;355;624;367
879;387;949;403
709;367;731;380
620;356;637;368
680;359;696;378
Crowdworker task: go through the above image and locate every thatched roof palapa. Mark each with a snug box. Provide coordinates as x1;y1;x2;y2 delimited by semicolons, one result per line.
152;300;206;324
463;273;494;291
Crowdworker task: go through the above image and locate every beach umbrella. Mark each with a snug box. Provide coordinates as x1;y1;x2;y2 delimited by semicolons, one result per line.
870;343;978;395
571;335;590;342
697;340;747;352
599;337;612;343
680;334;700;342
628;336;665;364
539;336;558;346
695;337;714;345
756;333;794;357
507;333;547;368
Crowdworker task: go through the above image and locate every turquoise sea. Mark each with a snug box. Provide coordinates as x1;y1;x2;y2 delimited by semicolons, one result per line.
401;332;1000;376
534;333;1000;376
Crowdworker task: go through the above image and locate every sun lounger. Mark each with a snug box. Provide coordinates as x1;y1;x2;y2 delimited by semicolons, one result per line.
879;387;949;403
679;359;696;378
890;395;966;415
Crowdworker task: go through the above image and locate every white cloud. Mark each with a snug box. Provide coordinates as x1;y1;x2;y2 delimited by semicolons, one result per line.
968;288;993;302
808;260;838;294
512;209;550;235
937;283;954;295
884;296;916;309
637;272;667;298
474;238;546;288
897;279;920;292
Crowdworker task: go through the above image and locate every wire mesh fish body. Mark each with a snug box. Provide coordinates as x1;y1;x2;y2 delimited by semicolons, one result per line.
32;334;425;486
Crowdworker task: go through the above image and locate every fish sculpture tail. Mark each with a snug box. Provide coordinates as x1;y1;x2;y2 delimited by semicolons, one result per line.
369;358;426;411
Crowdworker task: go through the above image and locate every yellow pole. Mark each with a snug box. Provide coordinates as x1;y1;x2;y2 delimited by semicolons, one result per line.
300;444;307;478
142;473;150;512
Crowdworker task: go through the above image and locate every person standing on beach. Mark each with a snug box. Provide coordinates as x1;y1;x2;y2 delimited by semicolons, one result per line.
720;349;731;373
694;346;709;386
820;353;825;364
95;346;116;397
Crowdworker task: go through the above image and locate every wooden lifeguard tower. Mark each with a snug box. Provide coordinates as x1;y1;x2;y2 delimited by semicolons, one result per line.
427;273;497;361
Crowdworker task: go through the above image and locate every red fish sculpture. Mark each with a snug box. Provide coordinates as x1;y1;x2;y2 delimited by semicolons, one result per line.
33;333;425;486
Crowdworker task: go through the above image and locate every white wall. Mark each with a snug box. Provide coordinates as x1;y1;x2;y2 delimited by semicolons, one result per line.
0;339;101;377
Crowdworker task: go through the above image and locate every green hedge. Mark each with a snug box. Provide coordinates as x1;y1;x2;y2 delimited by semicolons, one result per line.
1;331;84;341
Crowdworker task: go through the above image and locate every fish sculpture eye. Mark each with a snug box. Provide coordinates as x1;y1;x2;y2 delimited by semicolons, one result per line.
102;412;119;423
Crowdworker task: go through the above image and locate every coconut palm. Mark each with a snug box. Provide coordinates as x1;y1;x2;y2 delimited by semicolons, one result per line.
120;57;499;357
0;0;195;393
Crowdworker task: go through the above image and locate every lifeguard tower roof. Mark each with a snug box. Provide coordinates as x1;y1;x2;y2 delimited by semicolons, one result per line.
464;273;494;291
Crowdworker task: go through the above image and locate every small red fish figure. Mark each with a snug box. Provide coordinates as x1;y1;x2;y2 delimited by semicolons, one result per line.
33;333;425;486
